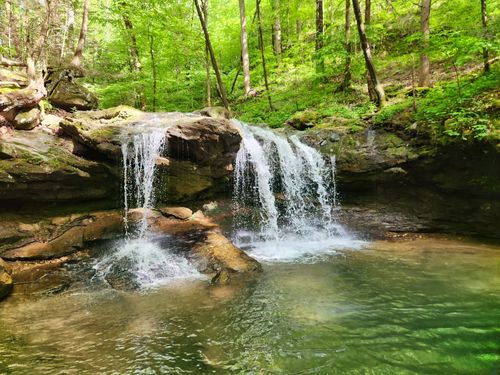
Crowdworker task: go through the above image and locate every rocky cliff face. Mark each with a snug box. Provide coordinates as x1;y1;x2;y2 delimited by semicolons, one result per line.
0;106;242;209
297;126;500;238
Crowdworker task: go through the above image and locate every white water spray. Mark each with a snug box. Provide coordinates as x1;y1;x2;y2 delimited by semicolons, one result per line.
95;117;202;287
232;121;363;262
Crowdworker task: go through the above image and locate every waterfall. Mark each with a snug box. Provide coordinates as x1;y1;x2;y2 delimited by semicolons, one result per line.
121;129;166;238
232;121;362;262
94;117;201;288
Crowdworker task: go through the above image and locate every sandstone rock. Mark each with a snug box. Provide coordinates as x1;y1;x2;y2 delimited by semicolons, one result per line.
0;128;118;204
13;107;40;130
158;206;193;220
41;113;64;130
60;107;242;202
0;258;13;300
0;211;123;260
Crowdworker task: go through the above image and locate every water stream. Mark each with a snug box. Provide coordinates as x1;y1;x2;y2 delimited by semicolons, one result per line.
1;236;498;374
94;117;202;288
232;121;363;262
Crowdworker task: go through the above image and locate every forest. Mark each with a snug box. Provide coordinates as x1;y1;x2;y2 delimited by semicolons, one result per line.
0;1;499;373
1;0;498;137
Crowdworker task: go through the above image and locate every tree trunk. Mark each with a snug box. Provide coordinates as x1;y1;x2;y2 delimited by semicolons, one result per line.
123;14;142;71
338;0;352;91
256;0;273;110
202;0;211;105
70;0;90;71
352;0;385;107
149;33;157;111
194;0;230;110
364;0;371;24
481;0;490;73
273;0;282;62
418;0;431;87
239;0;252;95
60;5;75;62
365;0;376;101
315;0;324;72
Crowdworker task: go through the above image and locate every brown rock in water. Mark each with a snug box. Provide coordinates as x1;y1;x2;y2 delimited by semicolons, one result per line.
0;258;13;300
158;206;193;220
0;211;123;261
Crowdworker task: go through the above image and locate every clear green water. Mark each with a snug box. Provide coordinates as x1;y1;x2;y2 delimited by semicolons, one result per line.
0;237;499;374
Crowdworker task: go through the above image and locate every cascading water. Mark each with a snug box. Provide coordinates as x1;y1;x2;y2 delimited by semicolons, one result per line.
232;121;363;262
94;117;201;287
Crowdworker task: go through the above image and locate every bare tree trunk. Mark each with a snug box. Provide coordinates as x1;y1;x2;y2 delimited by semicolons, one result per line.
194;0;230;110
123;13;142;71
338;0;352;91
315;0;324;72
352;0;385;107
418;0;431;87
202;0;211;106
365;0;376;101
70;0;90;70
60;5;75;63
481;0;490;73
364;0;371;24
239;0;252;95
272;0;282;62
256;0;273;110
149;33;157;111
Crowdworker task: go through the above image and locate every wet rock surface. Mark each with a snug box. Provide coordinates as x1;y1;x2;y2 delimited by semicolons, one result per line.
0;207;261;297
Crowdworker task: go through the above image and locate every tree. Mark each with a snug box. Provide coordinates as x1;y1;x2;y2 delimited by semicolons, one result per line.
201;0;211;105
352;0;385;107
315;0;324;72
364;0;376;101
272;0;282;62
338;0;352;91
481;0;490;73
122;10;142;72
256;0;273;109
70;0;90;71
193;0;230;110
418;0;431;87
238;0;252;96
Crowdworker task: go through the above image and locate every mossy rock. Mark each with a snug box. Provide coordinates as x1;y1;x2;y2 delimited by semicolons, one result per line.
49;78;98;111
13;107;41;130
285;110;322;130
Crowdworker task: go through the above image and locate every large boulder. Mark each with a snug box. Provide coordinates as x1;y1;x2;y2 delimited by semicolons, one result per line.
60;107;242;202
47;69;98;111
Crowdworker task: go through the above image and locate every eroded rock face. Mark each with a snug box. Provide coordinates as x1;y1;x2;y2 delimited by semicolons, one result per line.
60;107;242;202
0;128;119;206
298;126;500;238
0;258;13;300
